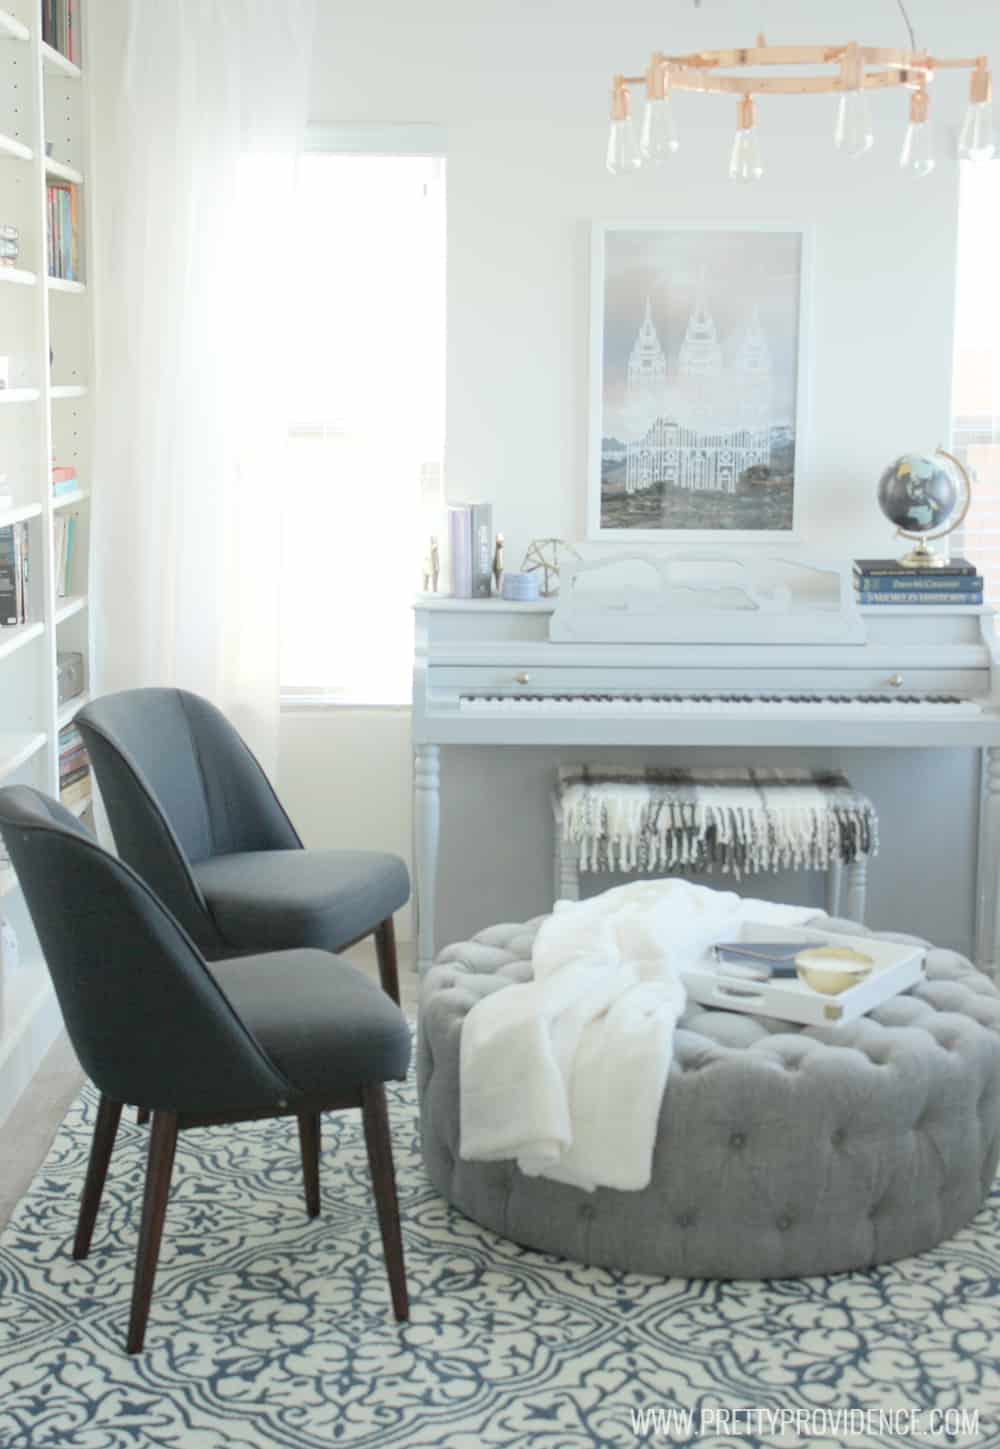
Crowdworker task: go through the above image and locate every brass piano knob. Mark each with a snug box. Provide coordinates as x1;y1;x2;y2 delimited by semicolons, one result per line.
514;672;531;686
888;673;904;688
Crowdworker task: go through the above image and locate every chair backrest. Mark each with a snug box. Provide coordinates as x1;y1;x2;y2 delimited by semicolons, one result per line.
0;786;294;1114
77;688;301;953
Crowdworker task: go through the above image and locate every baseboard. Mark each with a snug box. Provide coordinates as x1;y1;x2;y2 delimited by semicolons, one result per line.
0;972;64;1130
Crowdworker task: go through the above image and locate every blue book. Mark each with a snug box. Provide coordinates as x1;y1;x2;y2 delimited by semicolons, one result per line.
856;573;982;592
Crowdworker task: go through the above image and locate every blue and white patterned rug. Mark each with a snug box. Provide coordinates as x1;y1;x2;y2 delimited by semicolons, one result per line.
1;1071;999;1449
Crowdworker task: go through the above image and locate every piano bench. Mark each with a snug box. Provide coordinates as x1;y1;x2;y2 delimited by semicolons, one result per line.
553;766;878;923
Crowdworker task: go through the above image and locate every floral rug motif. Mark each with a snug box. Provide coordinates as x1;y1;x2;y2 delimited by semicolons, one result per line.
1;1073;999;1448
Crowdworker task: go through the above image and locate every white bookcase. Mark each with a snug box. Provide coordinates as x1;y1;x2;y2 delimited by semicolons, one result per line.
0;0;94;1124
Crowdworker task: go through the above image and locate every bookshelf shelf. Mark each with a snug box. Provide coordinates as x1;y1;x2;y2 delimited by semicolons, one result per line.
0;266;36;287
0;502;42;528
40;42;80;79
52;486;87;509
1;0;94;1127
57;690;89;730
0;133;32;162
55;594;87;625
0;620;44;664
0;9;28;42
0;731;48;783
44;157;82;185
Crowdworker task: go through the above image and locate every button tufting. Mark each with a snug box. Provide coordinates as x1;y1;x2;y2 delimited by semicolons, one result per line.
777;1214;793;1231
831;1129;846;1147
729;1131;746;1149
676;1212;694;1229
578;1203;595;1223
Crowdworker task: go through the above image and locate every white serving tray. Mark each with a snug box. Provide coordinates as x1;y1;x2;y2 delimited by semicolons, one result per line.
681;921;926;1027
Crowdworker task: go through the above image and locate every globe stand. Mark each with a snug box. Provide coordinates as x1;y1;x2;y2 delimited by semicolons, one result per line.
898;536;949;568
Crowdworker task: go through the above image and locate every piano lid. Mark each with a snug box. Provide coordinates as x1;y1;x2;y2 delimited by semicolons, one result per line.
548;553;867;645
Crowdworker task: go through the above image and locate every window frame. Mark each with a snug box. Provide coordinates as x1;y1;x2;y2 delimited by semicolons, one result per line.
280;124;448;712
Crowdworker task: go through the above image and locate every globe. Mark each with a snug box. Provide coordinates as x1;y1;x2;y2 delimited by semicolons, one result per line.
877;453;968;539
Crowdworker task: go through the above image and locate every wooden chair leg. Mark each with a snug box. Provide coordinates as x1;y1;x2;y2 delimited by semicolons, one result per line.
360;1083;408;1322
73;1094;123;1261
374;915;401;1005
127;1110;178;1355
136;1108;149;1126
297;1112;321;1218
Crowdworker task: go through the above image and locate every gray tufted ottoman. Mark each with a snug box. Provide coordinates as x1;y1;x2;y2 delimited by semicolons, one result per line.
418;914;1000;1279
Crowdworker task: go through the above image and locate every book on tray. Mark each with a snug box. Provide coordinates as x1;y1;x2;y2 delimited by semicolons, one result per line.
853;557;983;606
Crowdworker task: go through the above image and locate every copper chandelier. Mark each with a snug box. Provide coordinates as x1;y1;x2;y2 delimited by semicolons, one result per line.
607;37;994;180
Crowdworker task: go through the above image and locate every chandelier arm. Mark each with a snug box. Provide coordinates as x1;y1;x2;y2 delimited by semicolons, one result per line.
624;70;941;97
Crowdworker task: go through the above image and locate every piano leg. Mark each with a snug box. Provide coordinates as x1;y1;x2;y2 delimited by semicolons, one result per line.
551;792;581;903
414;744;440;975
975;745;1000;976
844;857;867;925
825;858;843;918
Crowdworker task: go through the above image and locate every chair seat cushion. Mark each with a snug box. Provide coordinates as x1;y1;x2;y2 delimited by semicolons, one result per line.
192;849;410;954
211;947;410;1097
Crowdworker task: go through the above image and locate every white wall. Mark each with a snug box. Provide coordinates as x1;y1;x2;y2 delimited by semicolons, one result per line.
279;0;1000;955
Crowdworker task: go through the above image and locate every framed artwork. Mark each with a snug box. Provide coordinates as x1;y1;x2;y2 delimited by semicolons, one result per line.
588;222;811;541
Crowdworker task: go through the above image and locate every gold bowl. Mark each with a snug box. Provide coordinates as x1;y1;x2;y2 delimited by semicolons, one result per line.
795;946;874;995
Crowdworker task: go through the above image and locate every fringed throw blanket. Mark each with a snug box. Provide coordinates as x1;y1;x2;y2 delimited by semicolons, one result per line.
559;766;878;879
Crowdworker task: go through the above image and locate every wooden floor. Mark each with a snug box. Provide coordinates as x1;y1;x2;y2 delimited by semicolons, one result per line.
0;940;419;1236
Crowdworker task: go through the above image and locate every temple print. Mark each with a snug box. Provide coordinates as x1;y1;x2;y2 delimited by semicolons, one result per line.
594;227;804;535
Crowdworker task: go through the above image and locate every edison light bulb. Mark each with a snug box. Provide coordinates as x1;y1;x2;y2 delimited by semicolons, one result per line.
900;89;935;177
606;78;641;174
959;63;995;161
641;96;679;162
606;117;641;174
958;100;995;160
729;97;763;182
834;89;874;156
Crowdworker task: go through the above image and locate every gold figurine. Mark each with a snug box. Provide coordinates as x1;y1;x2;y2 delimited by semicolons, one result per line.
492;533;505;595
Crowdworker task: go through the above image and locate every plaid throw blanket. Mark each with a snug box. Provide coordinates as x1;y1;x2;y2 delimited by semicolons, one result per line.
558;766;878;879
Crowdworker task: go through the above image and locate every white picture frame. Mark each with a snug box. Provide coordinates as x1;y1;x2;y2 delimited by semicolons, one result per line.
588;221;813;542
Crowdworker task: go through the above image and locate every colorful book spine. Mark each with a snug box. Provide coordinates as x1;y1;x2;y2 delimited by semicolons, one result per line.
859;591;983;605
447;505;473;598
470;503;493;599
855;573;982;593
0;525;17;625
854;556;977;577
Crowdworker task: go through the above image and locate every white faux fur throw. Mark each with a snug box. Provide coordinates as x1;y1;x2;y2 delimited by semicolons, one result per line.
459;879;815;1192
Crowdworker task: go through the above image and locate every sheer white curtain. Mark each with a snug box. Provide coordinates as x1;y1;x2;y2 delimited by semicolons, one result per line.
92;1;316;773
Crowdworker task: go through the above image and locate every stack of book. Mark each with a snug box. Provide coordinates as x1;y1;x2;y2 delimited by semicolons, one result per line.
47;182;80;282
853;557;983;606
42;0;79;63
0;522;30;626
448;502;493;598
0;223;19;268
53;512;77;598
59;723;90;812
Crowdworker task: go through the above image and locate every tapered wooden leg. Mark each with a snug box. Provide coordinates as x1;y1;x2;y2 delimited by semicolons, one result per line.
73;1094;123;1261
374;915;401;1005
127;1110;178;1355
360;1083;408;1322
298;1112;321;1218
136;1108;150;1126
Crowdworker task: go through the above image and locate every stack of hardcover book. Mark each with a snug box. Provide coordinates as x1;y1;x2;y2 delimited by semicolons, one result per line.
46;182;80;283
853;557;983;606
58;723;90;812
447;502;493;598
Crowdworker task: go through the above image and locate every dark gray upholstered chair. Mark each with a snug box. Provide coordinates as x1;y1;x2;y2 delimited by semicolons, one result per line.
76;688;409;1004
0;785;411;1355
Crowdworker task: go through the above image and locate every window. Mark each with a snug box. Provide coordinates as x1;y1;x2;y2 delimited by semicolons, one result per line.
281;151;446;705
951;162;1000;594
